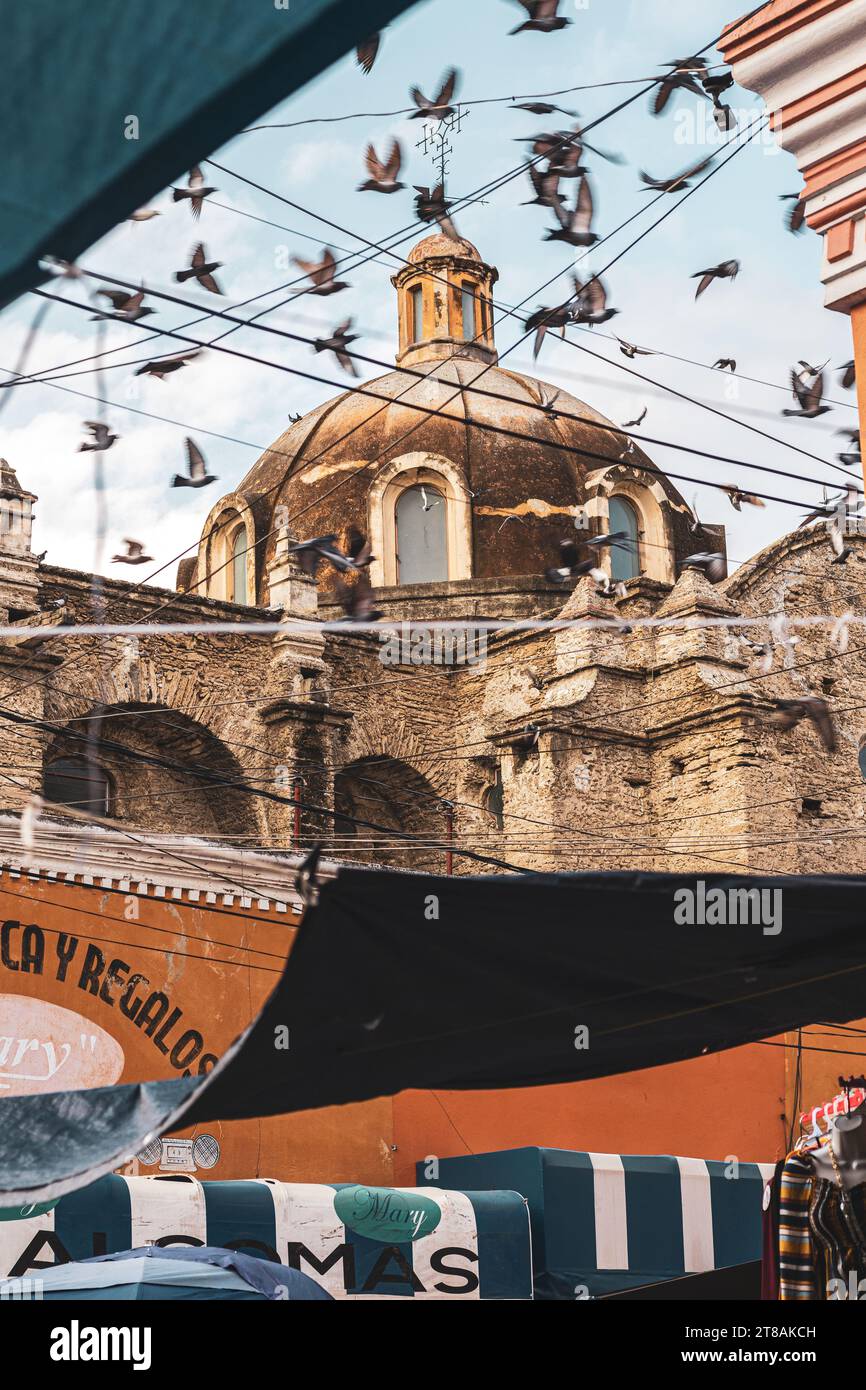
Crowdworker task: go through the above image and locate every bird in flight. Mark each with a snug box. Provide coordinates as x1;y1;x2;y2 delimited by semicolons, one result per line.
639;154;715;193
616;338;654;359
682;552;726;583
509;0;571;35
714;358;737;372
172;166;216;219
172;438;217;489
292;248;349;296
544;175;597;247
622;406;647;429
409;69;459;121
92;287;154;323
313;320;360;376
175;244;223;294
769;697;836;753
112;538;153;565
721;485;764;511
135;349;202;380
78;421;117;452
414;184;460;240
692;260;740;299
783;364;831;418
570;275;618;326
356;33;383;74
358;139;405;194
780;193;806;235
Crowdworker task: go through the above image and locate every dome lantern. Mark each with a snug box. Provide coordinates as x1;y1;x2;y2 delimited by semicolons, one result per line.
391;233;499;368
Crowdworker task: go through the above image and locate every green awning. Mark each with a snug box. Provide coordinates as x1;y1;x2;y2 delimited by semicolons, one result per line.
0;0;422;309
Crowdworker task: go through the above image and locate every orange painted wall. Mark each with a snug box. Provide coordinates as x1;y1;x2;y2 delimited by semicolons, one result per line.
391;1044;789;1185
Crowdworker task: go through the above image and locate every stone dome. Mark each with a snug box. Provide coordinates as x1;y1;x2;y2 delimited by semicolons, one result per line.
199;234;716;604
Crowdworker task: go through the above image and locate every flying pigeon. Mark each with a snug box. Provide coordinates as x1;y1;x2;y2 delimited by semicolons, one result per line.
570;275;618;326
409;68;459;121
134;349;202;379
92;287;154;323
544;540;604;584
174;243;223;294
537;384;562;417
682;552;726;583
337;578;383;624
127;208;161;222
622;406;647;428
346;528;374;568
769;697;836;753
525;303;571;358
639;154;715;193
172;166;216;219
78;421;117;452
780;194;806;234
172;438;217;489
509;0;572;35
358;139;404;194
356;33;382;74
595;576;628;600
836;428;862;468
692;260;740;299
829;520;853;565
616;338;654;359
511;101;579;117
292;248;348;296
839;360;856;390
722;485;765;511
313;319;360;376
414;184;460;240
112;538;153;565
714;358;737;372
783;364;831;418
652;66;708;116
586;531;635;553
544;175;597;247
523;163;563;209
289;535;358;578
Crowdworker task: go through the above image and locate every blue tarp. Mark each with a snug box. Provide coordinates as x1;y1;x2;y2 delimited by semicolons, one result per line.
0;0;423;308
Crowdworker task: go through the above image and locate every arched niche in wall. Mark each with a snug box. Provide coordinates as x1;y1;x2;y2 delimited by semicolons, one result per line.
368;452;472;588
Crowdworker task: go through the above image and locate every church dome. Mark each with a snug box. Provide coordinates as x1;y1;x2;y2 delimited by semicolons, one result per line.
195;235;717;604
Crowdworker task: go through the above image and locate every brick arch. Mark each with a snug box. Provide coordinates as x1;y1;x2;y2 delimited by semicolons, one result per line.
333;755;447;872
42;701;265;841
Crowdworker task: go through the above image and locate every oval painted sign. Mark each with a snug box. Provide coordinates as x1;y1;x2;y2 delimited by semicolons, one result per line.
334;1185;441;1243
0;994;125;1095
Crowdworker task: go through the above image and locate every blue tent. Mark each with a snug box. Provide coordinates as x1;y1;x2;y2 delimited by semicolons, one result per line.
0;0;422;308
36;1244;333;1300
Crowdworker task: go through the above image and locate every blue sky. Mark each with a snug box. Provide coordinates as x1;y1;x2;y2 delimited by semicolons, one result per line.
0;0;857;584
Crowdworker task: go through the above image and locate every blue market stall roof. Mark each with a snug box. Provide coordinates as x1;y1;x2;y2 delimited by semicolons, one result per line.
0;0;422;310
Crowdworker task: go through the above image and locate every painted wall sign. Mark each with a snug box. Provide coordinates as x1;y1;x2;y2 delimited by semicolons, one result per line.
0;994;123;1094
333;1184;441;1242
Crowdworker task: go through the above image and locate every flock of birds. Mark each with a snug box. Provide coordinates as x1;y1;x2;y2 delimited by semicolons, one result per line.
31;2;865;739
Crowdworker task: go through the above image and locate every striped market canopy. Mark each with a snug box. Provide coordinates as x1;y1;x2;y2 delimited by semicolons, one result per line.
421;1147;775;1299
0;0;421;309
0;1174;533;1301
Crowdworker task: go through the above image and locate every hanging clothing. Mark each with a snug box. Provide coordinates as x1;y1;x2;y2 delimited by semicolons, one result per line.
779;1150;866;1299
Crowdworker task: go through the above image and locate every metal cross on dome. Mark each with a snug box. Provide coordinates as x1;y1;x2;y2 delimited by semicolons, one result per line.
415;105;469;193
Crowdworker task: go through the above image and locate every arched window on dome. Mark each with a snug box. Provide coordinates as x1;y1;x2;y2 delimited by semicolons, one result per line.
608;496;640;582
395;484;448;584
230;526;248;603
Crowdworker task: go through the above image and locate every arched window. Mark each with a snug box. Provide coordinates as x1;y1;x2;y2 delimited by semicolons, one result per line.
859;741;866;783
395;484;448;584
409;286;423;344
44;758;112;815
230;527;248;604
461;283;476;340
608;496;640;582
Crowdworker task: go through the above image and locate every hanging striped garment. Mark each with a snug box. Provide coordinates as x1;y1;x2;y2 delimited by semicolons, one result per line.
779;1151;866;1300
